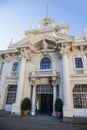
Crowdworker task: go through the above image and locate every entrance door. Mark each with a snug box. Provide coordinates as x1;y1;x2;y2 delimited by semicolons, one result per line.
41;94;53;114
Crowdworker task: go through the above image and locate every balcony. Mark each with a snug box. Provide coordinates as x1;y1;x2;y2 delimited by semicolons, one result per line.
29;69;59;78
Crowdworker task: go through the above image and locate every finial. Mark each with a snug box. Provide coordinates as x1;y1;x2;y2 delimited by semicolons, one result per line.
84;27;87;34
8;38;13;48
53;31;57;38
29;24;33;30
9;38;13;45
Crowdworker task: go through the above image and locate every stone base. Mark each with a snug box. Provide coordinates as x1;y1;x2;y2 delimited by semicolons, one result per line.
0;101;4;110
63;117;73;123
63;105;73;117
12;102;21;115
52;111;56;116
31;109;36;116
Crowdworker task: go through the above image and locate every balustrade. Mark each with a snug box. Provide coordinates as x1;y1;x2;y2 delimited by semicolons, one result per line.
29;69;58;78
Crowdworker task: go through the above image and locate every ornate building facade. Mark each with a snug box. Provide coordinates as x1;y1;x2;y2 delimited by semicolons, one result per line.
0;17;87;117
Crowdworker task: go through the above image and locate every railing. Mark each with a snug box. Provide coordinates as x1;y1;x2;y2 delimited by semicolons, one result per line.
29;69;58;78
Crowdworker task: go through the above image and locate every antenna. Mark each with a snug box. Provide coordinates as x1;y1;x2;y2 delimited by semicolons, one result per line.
46;4;48;18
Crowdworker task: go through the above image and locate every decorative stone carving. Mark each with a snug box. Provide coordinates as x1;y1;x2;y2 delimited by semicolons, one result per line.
18;49;31;61
43;39;48;49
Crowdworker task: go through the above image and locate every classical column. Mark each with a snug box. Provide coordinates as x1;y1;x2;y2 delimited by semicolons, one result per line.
0;60;7;109
52;84;57;116
31;85;36;115
62;52;73;117
12;53;26;114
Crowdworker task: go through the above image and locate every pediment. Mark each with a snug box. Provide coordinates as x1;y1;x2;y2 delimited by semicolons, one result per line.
52;32;73;41
32;32;73;45
31;36;55;51
32;33;73;51
8;38;29;48
8;32;73;52
8;37;35;51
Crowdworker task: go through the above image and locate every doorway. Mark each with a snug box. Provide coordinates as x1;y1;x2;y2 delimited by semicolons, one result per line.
41;94;53;114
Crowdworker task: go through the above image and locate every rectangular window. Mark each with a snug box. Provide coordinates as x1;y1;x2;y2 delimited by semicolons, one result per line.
6;85;17;104
73;84;87;108
75;57;83;68
12;62;18;72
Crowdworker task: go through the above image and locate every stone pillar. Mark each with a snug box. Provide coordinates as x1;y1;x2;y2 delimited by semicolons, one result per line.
62;53;73;117
0;60;7;109
12;54;26;114
52;84;57;116
31;85;36;115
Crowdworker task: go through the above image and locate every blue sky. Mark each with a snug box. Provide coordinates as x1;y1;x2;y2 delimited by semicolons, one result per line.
0;0;87;50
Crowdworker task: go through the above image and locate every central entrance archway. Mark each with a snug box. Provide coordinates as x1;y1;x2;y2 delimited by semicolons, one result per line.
36;85;53;115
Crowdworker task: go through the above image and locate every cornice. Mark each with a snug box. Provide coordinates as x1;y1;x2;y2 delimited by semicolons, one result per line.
25;27;55;36
73;41;87;46
35;49;55;53
0;48;18;54
70;73;87;78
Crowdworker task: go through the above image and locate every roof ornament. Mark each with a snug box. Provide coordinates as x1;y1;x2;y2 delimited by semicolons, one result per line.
43;39;48;49
8;38;13;48
53;31;58;40
84;27;87;39
52;31;69;53
84;28;87;34
53;31;56;38
29;24;33;30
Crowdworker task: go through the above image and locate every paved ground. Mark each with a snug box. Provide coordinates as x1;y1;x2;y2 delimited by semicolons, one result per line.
0;114;87;130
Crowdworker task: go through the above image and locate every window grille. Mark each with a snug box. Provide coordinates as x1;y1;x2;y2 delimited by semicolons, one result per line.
6;85;17;104
73;84;87;108
56;85;59;97
36;85;53;94
36;85;59;96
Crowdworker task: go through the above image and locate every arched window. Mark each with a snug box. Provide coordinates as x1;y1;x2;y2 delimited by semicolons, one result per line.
40;57;51;69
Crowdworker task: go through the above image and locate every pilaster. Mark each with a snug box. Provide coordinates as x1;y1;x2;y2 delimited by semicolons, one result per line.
0;60;7;109
12;52;27;114
62;51;73;117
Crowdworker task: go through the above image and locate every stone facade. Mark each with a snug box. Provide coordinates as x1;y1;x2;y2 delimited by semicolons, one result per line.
0;17;87;117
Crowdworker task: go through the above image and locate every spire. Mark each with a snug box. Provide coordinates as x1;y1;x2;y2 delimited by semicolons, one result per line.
46;4;48;18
